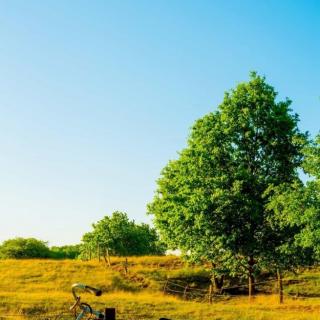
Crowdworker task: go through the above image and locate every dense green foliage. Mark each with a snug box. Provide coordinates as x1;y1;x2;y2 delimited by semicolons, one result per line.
267;135;320;260
0;238;51;259
0;238;82;259
49;245;82;259
81;211;166;259
148;73;309;282
0;214;165;260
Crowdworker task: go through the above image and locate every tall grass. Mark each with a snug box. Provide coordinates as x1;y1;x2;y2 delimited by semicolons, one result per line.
0;258;319;319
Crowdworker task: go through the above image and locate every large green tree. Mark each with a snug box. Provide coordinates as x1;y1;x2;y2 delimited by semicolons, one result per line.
148;73;307;292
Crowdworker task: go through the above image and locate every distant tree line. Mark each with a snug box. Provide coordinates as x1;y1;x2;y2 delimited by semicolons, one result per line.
0;213;165;260
50;244;82;259
0;238;81;259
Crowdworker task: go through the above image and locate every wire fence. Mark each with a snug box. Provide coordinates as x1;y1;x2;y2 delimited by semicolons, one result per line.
161;271;320;303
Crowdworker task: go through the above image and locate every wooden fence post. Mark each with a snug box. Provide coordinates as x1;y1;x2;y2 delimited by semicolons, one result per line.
163;279;168;294
277;269;284;304
183;284;189;300
124;257;128;275
208;284;213;304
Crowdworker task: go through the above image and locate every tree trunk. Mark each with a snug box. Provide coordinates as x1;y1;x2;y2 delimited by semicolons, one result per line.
107;248;111;266
211;263;224;293
212;275;224;293
103;248;111;267
248;255;255;300
277;268;284;304
183;284;189;300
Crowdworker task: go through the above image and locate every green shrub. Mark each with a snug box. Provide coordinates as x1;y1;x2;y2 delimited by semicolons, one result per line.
0;238;50;259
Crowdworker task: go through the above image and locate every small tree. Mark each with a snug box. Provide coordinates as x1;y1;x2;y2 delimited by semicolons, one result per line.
91;211;136;262
81;211;165;264
80;232;97;260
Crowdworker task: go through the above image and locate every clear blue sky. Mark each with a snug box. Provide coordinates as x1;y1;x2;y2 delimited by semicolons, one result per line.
0;1;319;245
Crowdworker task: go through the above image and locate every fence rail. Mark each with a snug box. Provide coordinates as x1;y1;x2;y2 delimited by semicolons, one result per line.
162;273;320;304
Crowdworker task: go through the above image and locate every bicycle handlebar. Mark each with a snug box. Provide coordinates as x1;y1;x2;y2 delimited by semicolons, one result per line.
72;283;102;300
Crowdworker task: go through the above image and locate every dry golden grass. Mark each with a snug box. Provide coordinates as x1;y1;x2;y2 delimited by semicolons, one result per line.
0;258;319;319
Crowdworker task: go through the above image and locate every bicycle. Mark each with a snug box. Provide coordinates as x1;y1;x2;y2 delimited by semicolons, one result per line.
58;283;171;320
67;283;113;320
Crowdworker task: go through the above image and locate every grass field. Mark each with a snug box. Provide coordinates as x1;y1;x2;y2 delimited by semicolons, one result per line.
0;257;319;319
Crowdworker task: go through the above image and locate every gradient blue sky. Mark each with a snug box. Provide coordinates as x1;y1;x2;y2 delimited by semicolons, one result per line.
0;1;319;245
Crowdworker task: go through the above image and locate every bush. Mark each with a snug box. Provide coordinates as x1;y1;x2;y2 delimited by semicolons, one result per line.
0;238;50;259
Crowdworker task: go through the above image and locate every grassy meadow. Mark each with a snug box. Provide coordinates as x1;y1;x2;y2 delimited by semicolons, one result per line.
0;257;319;319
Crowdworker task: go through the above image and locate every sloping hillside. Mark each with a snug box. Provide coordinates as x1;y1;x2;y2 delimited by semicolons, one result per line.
0;257;319;320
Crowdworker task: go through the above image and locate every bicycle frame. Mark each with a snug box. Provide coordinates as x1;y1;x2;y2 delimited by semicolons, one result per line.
76;304;104;320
